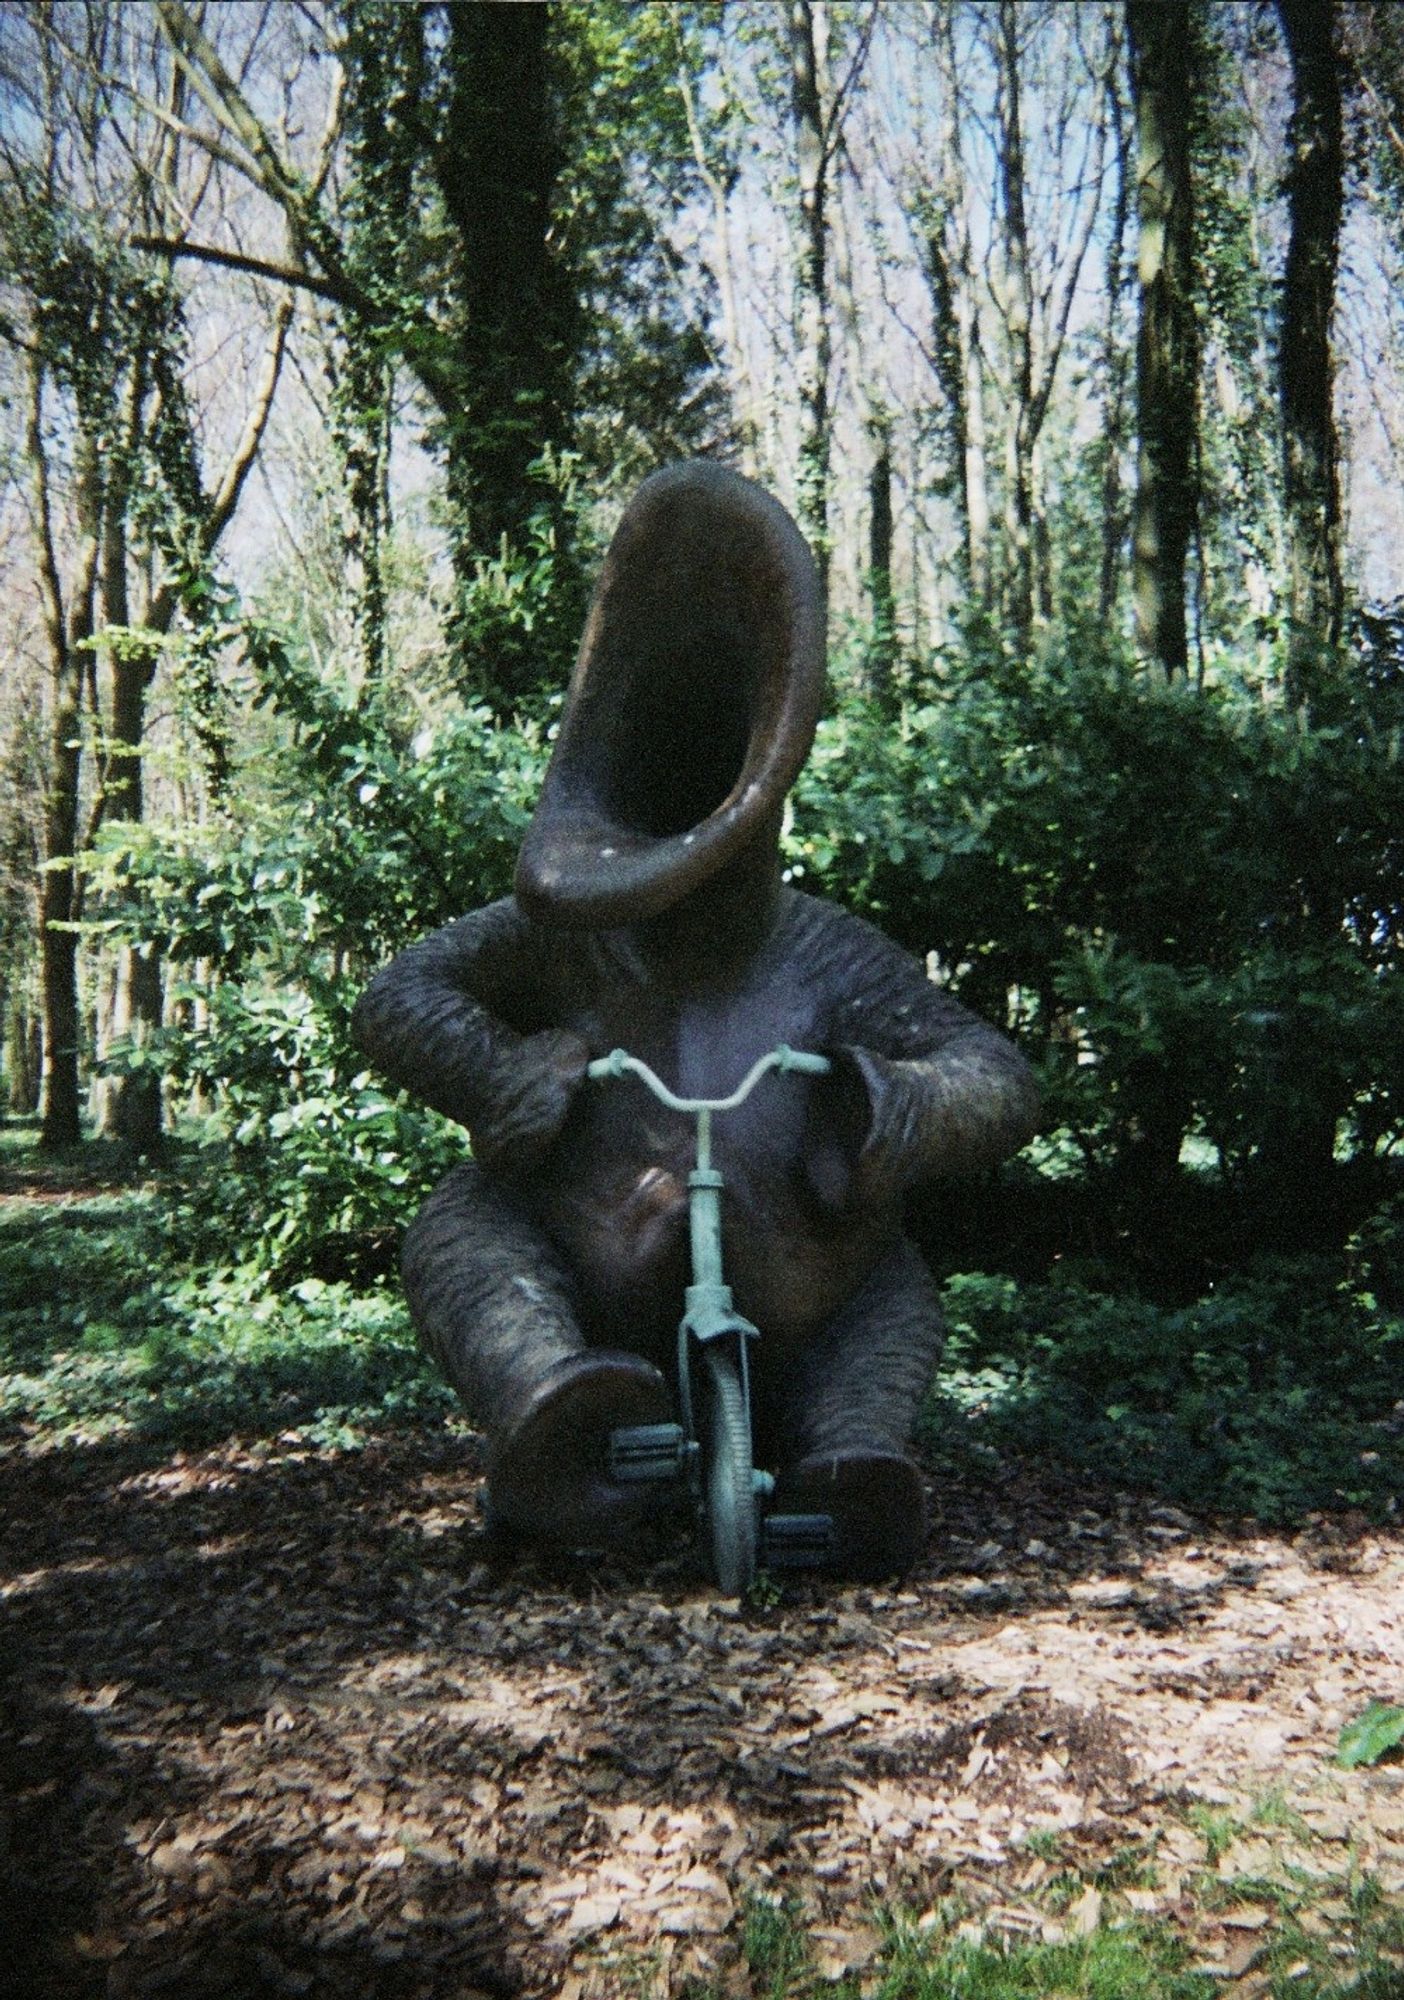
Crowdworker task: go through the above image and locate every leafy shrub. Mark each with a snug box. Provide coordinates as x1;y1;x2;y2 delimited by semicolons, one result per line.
87;625;550;1272
929;1253;1404;1520
93;588;1404;1279
789;622;1404;1184
0;1192;451;1449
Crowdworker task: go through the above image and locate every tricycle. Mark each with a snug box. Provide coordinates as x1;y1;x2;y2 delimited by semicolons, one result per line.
585;1044;838;1594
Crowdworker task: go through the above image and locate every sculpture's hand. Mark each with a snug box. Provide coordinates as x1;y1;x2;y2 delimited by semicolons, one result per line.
816;1034;1040;1208
804;1044;944;1213
469;1028;590;1178
801;1046;881;1212
839;1044;931;1208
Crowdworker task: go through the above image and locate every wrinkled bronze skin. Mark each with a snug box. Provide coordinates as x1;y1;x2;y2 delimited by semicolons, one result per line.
353;464;1038;1578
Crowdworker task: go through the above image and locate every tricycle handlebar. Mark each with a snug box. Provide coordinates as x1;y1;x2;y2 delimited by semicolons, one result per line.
586;1044;830;1114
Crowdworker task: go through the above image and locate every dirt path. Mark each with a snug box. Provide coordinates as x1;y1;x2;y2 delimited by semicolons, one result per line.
3;1427;1402;1998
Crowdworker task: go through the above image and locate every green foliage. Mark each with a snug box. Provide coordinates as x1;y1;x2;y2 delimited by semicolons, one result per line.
788;620;1404;1178
725;1894;1214;2000
1337;1702;1404;1771
876;1919;1212;1999
713;1866;1404;1999
0;1187;450;1451
324;0;722;709
444;445;600;715
87;612;550;1271
929;1254;1404;1522
742;1894;813;1998
91;585;1404;1287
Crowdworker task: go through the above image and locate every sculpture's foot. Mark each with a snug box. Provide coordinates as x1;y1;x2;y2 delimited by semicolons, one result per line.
486;1350;673;1546
774;1448;926;1581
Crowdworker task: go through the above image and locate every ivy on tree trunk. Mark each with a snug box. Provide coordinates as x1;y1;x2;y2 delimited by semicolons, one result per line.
1127;0;1200;681
1277;0;1344;719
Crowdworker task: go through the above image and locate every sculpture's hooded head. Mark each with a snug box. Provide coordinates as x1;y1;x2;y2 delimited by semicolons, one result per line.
515;463;826;936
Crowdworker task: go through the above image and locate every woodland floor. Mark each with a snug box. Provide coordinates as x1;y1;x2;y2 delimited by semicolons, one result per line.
4;1395;1404;1999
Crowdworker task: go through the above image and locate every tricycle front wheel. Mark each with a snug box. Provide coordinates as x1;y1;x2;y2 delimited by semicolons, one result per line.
701;1344;758;1595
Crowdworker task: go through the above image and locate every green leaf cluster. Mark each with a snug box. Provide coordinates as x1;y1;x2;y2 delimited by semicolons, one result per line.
930;1255;1404;1521
790;615;1404;1179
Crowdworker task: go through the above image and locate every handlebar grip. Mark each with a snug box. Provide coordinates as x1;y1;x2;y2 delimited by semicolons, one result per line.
776;1046;831;1075
586;1050;630;1081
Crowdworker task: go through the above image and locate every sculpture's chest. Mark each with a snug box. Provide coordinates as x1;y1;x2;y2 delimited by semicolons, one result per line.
527;942;860;1338
565;952;827;1174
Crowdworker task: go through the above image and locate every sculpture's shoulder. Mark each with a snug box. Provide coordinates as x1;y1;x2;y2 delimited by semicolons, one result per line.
361;894;560;1018
775;888;995;1053
419;894;574;973
775;887;922;980
437;893;530;948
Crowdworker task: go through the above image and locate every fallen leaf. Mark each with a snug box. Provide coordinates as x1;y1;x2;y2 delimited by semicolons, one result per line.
1070;1886;1102;1935
149;1842;198;1882
1069;1580;1139;1609
566;1894;621;1935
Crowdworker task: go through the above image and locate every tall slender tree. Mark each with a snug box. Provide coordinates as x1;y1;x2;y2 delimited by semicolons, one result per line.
1276;0;1344;716
434;1;576;580
926;4;992;606
29;352;100;1149
989;3;1110;649
1126;0;1200;679
866;413;897;702
1098;35;1134;623
790;0;834;604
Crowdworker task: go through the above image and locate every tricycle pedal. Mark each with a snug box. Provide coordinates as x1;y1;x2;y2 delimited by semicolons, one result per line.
762;1512;835;1567
609;1422;690;1483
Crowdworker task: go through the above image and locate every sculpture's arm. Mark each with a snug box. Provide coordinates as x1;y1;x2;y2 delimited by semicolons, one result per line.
797;898;1039;1204
351;900;587;1176
836;1016;1040;1196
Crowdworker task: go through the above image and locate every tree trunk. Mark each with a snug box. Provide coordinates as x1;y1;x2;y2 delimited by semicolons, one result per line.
30;361;102;1152
926;9;973;596
7;1002;41;1116
1277;0;1344;716
100;295;286;1152
676;26;760;477
963;328;993;612
996;1;1036;653
95;375;166;1155
924;9;991;611
1255;0;1346;1211
1126;0;1199;679
790;0;832;605
328;324;393;690
99;631;165;1154
39;649;87;1151
436;2;574;634
1099;50;1134;623
866;419;896;705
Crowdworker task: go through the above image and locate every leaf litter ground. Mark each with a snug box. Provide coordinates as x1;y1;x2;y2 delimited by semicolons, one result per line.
3;1415;1403;1998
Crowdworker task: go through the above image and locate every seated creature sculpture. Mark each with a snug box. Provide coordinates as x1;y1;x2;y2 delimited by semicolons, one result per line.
353;463;1038;1578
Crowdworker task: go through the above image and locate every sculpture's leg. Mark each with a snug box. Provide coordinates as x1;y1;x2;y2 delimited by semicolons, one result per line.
404;1162;671;1544
765;1238;943;1580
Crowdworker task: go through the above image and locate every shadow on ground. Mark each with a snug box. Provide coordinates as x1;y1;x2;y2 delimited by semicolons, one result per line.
1;1417;1396;1999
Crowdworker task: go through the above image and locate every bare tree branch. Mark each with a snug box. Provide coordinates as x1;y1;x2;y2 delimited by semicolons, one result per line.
145;292;295;636
155;0;309;217
131;232;350;305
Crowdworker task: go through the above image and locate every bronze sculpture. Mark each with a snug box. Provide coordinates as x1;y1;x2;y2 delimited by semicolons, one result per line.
353;463;1038;1578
